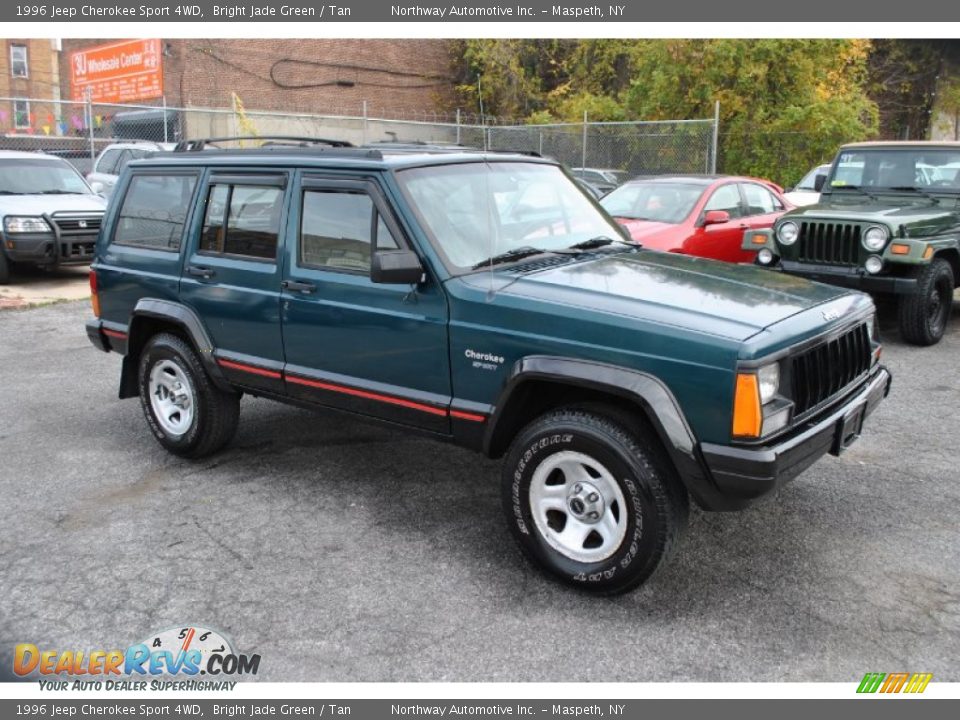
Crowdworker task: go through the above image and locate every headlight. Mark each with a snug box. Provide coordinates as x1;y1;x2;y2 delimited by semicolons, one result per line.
862;225;888;251
3;216;51;234
777;221;798;246
757;363;780;405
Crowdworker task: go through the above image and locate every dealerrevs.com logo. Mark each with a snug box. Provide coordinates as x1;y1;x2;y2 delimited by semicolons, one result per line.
13;625;260;690
857;672;933;694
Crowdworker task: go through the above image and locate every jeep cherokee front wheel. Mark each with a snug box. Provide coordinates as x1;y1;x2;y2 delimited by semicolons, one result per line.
501;408;688;595
138;333;240;458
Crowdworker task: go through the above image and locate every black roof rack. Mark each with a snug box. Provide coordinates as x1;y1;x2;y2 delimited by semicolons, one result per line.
173;136;354;152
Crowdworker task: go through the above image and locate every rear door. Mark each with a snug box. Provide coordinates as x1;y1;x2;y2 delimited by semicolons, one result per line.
279;172;451;433
179;169;289;394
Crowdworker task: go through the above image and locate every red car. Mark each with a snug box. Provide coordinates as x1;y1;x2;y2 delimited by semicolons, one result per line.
599;175;792;263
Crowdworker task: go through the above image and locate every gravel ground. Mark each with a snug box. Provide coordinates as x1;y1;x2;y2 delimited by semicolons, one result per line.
1;299;958;682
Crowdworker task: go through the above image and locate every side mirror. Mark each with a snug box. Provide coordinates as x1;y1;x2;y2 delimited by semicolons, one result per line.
89;181;105;195
371;249;425;285
813;173;827;192
702;209;730;226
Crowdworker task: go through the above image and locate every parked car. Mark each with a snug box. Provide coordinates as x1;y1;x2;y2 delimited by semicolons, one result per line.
601;175;792;263
784;164;830;206
748;141;960;346
573;177;604;199
87;140;890;594
0;151;107;284
571;167;630;194
87;141;175;197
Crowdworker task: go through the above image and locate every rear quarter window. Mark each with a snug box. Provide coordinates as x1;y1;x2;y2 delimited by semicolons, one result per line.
112;173;198;251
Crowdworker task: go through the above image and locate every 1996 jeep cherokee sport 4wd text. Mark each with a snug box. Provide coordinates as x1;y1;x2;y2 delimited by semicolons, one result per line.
86;142;892;594
746;141;960;346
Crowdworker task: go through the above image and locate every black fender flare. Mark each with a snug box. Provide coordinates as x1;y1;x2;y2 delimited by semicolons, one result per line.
119;298;231;398
484;356;731;510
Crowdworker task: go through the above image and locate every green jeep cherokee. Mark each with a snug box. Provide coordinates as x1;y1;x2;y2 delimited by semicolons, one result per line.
86;139;891;594
747;141;960;346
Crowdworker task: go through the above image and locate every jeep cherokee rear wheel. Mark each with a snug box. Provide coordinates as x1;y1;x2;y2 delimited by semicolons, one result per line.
897;258;954;346
501;408;688;595
138;333;240;458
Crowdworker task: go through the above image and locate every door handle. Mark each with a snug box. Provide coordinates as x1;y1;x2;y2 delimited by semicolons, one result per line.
186;265;215;279
281;279;317;294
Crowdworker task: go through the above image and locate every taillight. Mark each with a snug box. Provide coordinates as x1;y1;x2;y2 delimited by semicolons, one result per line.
89;269;100;318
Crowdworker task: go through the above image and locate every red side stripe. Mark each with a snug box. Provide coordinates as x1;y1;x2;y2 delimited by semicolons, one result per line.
217;358;283;379
286;375;448;417
217;360;488;422
450;410;487;423
103;329;127;340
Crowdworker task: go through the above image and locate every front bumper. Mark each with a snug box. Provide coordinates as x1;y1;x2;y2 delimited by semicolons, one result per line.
778;261;918;294
701;366;891;502
2;232;96;265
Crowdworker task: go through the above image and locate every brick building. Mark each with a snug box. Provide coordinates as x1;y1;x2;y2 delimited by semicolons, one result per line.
58;39;457;118
1;39;66;136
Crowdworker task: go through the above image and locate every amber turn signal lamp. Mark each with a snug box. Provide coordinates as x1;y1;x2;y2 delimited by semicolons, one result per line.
890;243;910;255
751;235;768;245
732;373;762;438
923;246;934;259
89;270;100;318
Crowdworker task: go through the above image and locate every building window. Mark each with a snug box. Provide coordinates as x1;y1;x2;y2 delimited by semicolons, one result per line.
10;44;28;78
13;99;30;129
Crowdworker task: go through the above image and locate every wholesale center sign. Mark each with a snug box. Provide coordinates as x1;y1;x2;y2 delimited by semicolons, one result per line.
70;38;163;103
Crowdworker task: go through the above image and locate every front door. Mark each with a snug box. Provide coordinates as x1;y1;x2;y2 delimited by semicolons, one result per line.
692;182;749;262
280;173;451;433
179;170;289;393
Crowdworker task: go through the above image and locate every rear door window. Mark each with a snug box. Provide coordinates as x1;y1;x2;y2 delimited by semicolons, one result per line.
200;182;284;261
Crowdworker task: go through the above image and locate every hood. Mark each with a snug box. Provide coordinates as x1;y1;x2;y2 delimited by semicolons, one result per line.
614;218;683;250
784;196;960;236
0;193;107;218
464;249;852;342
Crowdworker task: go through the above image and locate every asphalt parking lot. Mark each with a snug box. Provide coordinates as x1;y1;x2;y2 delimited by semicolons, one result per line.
1;299;958;682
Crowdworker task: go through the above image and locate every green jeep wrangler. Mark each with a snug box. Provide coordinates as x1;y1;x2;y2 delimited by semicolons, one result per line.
86;138;891;594
747;141;960;346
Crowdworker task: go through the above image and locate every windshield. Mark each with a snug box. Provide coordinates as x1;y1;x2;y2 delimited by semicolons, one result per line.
397;162;625;272
0;157;92;195
600;182;704;223
796;165;829;191
827;148;960;192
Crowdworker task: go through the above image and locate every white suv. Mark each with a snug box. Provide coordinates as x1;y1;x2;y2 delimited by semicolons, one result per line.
0;151;106;284
87;141;174;197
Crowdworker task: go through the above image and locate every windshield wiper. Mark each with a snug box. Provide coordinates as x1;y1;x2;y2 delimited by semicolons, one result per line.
831;185;878;201
37;189;85;194
565;235;635;253
0;190;25;195
887;186;939;204
471;246;551;270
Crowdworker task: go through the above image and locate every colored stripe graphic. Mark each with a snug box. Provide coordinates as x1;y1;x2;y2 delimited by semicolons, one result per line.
857;673;885;693
857;672;932;694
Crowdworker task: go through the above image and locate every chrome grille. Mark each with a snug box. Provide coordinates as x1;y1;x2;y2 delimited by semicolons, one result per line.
51;215;102;234
790;323;872;415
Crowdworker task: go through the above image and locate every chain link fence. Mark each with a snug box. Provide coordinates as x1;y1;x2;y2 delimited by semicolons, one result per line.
0;97;718;180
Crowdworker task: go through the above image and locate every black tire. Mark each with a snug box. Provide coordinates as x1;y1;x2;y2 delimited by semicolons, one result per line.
0;251;10;285
897;258;954;346
137;333;240;458
501;407;688;595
